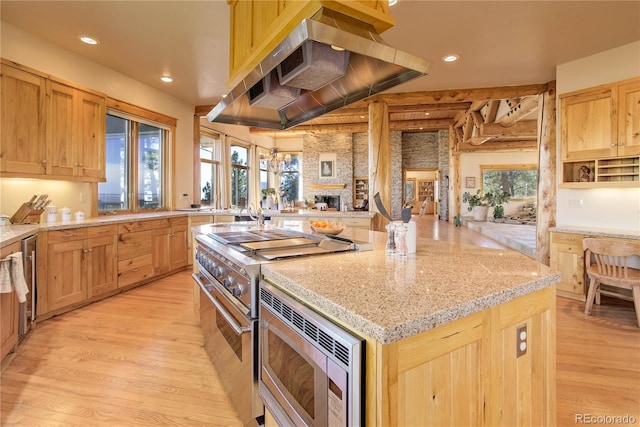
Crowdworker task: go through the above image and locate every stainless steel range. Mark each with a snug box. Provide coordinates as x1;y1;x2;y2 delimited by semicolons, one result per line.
192;226;357;426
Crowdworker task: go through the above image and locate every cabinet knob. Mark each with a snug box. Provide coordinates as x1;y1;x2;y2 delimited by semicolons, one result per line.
610;143;616;147
83;248;93;253
40;159;47;167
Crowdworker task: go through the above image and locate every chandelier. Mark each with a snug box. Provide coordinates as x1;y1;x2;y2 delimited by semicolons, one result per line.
261;148;291;175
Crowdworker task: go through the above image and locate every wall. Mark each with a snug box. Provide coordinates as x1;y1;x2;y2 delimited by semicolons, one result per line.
0;22;196;217
459;151;538;218
555;40;640;230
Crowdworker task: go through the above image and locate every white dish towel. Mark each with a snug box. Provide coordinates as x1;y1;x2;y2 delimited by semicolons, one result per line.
0;251;29;303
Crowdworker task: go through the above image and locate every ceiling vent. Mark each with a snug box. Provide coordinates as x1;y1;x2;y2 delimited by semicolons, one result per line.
277;41;349;91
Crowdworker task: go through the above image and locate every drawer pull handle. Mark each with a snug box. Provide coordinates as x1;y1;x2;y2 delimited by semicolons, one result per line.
132;243;141;247
83;248;93;253
97;230;109;234
62;233;76;238
132;268;140;272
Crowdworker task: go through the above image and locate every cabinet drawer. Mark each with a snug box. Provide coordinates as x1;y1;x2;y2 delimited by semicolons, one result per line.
87;224;117;238
118;254;153;287
48;228;88;243
171;216;188;227
343;218;370;228
118;219;170;233
551;232;585;244
117;230;152;259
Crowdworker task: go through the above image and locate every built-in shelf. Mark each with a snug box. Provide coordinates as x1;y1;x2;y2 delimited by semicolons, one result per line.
561;156;639;188
353;177;368;202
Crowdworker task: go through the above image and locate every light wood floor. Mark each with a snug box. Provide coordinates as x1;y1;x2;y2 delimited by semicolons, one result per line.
2;217;638;426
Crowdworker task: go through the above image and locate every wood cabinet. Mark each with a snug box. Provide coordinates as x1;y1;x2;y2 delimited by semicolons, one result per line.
368;286;555;427
354;176;369;204
227;0;393;86
119;217;188;288
0;63;47;175
550;232;586;301
48;81;106;180
0;61;106;182
40;225;117;314
560;77;640;187
1;242;21;361
152;217;188;275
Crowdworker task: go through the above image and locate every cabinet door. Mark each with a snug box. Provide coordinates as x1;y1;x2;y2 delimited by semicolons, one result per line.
47;81;77;177
0;242;21;360
86;234;118;298
561;87;618;160
550;235;585;301
77;90;106;179
0;64;47;174
618;79;640;157
152;228;171;276
47;239;86;311
170;223;188;271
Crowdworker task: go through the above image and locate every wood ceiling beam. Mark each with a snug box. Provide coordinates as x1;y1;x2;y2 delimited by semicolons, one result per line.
496;96;540;126
484;100;500;122
250;118;455;135
360;83;549;105
480;120;538;137
457;139;538;152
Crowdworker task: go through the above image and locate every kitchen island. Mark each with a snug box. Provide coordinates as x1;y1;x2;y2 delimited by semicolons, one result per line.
259;225;560;427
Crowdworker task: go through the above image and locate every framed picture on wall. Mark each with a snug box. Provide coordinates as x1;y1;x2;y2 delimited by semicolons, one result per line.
465;176;476;188
319;153;336;178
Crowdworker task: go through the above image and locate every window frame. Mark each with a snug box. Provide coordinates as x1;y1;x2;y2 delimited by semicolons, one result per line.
197;128;221;207
480;163;538;201
99;99;175;215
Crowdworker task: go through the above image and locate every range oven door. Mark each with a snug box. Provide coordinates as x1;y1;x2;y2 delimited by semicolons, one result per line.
259;283;360;427
193;270;262;426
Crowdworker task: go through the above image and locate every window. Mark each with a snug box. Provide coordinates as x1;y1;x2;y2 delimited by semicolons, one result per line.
200;129;220;206
481;164;537;199
231;144;249;209
98;102;173;213
279;153;301;203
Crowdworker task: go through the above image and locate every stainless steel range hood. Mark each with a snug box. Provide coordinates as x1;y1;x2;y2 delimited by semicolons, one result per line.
207;8;431;130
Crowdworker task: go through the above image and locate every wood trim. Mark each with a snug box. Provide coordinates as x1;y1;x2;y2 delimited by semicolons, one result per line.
106;98;177;127
537;83;557;267
308;184;346;189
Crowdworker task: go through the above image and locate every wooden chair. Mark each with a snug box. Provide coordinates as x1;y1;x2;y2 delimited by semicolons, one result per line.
583;238;640;327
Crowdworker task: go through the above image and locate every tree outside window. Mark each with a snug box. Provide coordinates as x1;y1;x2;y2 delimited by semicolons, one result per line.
231;145;248;209
481;165;537;199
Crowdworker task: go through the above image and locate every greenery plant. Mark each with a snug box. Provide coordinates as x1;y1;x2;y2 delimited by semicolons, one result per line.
463;189;510;218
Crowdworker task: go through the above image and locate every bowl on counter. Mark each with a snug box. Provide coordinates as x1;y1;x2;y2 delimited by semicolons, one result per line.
309;219;344;235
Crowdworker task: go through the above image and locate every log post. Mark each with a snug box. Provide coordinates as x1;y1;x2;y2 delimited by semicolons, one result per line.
368;101;391;232
536;81;557;266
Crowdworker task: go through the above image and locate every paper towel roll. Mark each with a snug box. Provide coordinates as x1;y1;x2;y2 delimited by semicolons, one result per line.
406;220;417;254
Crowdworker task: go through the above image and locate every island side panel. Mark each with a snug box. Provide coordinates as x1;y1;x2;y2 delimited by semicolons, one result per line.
489;285;556;427
374;286;556;427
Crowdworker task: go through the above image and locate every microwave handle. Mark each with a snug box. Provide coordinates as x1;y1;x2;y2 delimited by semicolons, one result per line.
192;273;251;335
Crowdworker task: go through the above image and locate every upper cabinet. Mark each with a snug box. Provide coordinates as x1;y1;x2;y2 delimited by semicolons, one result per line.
0;64;47;175
1;61;106;182
559;76;640;187
227;0;394;86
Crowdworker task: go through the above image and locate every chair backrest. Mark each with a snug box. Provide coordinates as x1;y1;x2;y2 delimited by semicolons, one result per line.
583;238;640;280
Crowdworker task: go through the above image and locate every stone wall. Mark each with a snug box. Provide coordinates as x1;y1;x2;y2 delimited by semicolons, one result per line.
302;130;450;219
302;133;354;207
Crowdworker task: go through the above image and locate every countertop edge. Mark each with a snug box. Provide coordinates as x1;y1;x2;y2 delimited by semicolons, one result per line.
550;226;640;240
262;265;560;345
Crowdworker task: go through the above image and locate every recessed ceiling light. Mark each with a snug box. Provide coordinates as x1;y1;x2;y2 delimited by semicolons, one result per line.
389;0;399;6
160;76;173;83
442;54;459;63
425;112;430;116
79;36;99;45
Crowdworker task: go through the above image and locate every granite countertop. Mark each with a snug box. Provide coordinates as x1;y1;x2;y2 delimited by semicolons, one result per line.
0;208;375;246
550;226;640;240
262;236;560;345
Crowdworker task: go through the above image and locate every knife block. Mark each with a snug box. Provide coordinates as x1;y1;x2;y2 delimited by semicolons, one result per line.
10;203;44;224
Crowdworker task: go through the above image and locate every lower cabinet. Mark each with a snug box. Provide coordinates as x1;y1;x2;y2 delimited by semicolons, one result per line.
39;225;117;315
152;217;188;275
368;287;556;427
1;241;21;361
550;232;586;301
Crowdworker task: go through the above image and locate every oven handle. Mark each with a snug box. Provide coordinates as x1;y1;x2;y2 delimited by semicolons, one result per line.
192;273;251;335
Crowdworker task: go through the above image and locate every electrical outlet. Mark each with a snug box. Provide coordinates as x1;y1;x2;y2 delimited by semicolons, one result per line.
516;324;527;358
